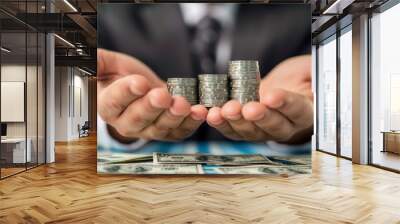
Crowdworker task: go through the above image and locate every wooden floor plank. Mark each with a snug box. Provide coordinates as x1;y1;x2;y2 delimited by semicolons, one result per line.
0;135;400;224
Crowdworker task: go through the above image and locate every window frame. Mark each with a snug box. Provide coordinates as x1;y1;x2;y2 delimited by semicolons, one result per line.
367;0;400;173
315;21;353;161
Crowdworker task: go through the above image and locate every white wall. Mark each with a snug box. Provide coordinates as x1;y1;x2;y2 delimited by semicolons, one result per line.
1;63;46;163
54;67;89;141
55;66;69;141
73;73;89;137
1;65;30;137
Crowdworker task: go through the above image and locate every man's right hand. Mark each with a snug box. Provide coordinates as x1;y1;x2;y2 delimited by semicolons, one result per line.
97;49;208;142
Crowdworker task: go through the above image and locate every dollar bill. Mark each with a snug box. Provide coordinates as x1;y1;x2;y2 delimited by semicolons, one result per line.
153;153;273;165
98;163;204;174
203;165;311;175
97;153;153;164
267;156;310;166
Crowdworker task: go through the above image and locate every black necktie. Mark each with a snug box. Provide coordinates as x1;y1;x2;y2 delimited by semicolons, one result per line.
188;16;225;141
190;16;222;74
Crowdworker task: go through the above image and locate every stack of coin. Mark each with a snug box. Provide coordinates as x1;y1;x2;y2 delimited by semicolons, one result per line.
228;60;261;104
198;74;229;107
167;78;198;105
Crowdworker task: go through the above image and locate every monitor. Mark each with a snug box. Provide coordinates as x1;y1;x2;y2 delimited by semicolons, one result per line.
1;123;7;137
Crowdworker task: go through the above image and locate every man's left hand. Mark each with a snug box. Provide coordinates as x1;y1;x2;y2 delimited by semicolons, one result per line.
206;55;314;144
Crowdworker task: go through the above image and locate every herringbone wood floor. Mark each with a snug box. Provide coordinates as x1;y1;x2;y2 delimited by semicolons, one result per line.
1;136;400;224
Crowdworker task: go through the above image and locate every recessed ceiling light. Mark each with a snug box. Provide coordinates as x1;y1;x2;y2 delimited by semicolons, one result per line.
63;0;78;12
54;34;75;48
323;0;353;15
1;47;11;53
78;67;93;76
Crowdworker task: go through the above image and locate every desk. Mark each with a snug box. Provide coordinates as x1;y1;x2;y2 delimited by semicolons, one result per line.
381;131;400;155
1;138;31;164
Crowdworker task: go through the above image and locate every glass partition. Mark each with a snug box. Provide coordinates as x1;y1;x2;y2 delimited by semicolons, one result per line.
339;27;352;158
1;30;28;177
26;0;44;169
317;35;337;154
0;1;46;179
38;32;45;165
27;30;38;169
370;2;400;171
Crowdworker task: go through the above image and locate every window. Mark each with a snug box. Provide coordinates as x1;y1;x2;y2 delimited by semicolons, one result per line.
317;36;337;154
370;2;400;171
339;27;352;158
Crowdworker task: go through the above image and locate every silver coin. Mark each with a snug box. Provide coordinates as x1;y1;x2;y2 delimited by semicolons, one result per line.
198;76;228;79
167;85;197;88
229;68;259;72
230;97;259;101
231;85;259;89
230;80;259;84
230;87;259;91
200;86;227;89
199;82;228;85
198;77;228;79
230;92;259;96
169;90;198;94
200;95;228;98
231;95;259;100
200;97;228;100
167;78;197;84
198;74;228;77
229;61;259;66
200;101;227;107
229;75;260;80
200;88;228;91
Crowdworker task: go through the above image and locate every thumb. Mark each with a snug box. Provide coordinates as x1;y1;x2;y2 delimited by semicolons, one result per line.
97;48;164;87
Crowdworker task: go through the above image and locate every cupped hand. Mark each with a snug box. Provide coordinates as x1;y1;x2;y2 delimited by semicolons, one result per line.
207;55;313;144
97;49;208;142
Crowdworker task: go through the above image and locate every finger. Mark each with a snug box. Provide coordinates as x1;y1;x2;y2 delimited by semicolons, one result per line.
207;107;242;140
221;101;266;141
261;89;313;126
141;96;191;140
155;96;192;129
98;75;150;123
97;48;163;87
114;87;172;136
168;105;208;140
243;104;295;142
189;104;209;121
240;102;266;121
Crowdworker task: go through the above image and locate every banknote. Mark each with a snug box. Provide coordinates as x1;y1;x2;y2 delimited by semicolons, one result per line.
153;153;273;165
266;156;308;166
202;165;311;175
98;163;204;174
97;153;153;164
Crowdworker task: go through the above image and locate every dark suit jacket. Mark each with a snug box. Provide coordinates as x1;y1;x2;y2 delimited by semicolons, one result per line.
98;3;311;142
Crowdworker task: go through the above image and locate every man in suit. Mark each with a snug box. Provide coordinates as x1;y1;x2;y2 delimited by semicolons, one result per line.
97;3;313;146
